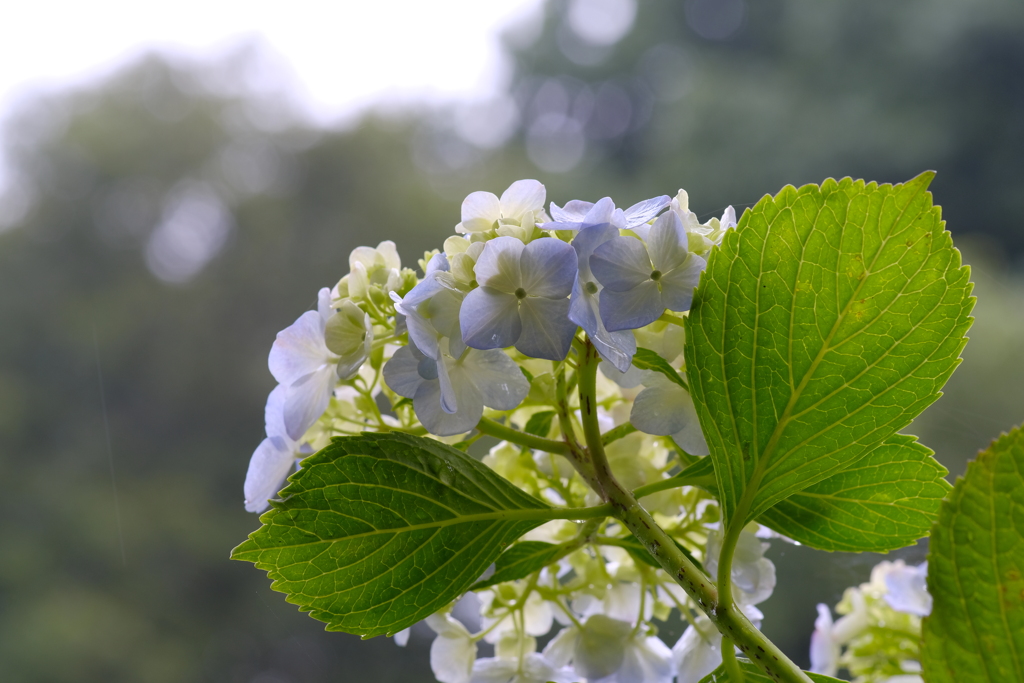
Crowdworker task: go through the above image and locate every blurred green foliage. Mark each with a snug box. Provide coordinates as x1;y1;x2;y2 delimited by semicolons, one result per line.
0;0;1021;680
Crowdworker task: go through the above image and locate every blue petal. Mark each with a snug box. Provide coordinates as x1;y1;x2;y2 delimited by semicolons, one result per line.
412;377;481;436
516;297;577;360
571;224;619;281
622;195;670;229
660;253;706;312
647;211;689;272
591;236;652;292
460;286;523;350
474;235;524;292
383;345;426;399
569;280;635;372
461;349;530;411
521;237;577;298
599;282;663;332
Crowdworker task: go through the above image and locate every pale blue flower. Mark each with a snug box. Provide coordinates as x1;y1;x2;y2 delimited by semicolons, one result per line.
590;211;706;332
392;253;466;360
542;195;670;232
268;288;356;440
383;338;529;436
460;236;578;361
244;384;309;512
884;561;931;617
569;224;636;372
630;371;708;455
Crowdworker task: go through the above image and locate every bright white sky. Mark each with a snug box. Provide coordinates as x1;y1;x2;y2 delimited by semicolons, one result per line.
0;0;544;125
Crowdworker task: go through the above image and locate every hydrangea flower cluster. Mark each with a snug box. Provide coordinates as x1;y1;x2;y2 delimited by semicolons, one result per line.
810;560;931;683
243;179;766;683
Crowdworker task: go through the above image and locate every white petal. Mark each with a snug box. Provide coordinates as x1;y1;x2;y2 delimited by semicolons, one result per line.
520;238;577;298
720;206;737;229
461;349;530;411
543;626;580;669
462;191;502;232
574;615;632;680
673;620;722;683
243;436;297;513
549;199;593;224
282;366;336;440
460;287;523;350
349;245;382;270
430;630;477;683
268;310;331;385
499;179;546;220
809;604;838;676
317;287;333;321
393;627;411;647
474;236;524;292
470;658;516;683
517;297;576;361
377;240;401;271
523;593;554;636
631;380;690;435
620;635;674;683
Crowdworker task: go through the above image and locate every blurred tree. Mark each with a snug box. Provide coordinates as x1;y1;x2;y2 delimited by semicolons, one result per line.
0;0;1022;678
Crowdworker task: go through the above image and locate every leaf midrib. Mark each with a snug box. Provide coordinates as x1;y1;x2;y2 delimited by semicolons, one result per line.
741;186;927;514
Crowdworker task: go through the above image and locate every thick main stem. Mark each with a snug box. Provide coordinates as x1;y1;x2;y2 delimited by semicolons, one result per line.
576;339;811;683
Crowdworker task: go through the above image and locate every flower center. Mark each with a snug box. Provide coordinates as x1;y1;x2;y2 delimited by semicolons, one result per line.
584;281;599;295
650;270;663;282
514;287;528;299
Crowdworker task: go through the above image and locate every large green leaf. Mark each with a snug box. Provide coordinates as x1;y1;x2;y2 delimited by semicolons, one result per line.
697;659;842;683
759;434;951;552
470;541;568;590
231;432;554;637
922;425;1024;682
685;173;973;525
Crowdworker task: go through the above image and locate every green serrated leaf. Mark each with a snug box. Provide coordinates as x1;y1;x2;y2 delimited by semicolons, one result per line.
524;410;556;438
470;541;568;590
231;432;553;638
686;173;974;525
631;347;688;389
922;424;1024;682
697;659;842;683
758;434;951;552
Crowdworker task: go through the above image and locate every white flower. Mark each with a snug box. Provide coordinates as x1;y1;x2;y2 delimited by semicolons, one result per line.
346;240;403;298
268;288;343;439
704;528;777;606
809;591;870;676
393;627;411;647
471;632;576;683
673;605;762;683
883;561;931;617
458;179;546;233
809;604;838;677
602;632;674;683
427;613;478;683
544;614;633;680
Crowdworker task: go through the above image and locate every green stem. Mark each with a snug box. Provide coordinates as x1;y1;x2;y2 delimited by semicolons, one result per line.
575;338;810;683
632;472;717;500
602;422;637;445
476;417;570;455
722;641;744;682
553;360;602;493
